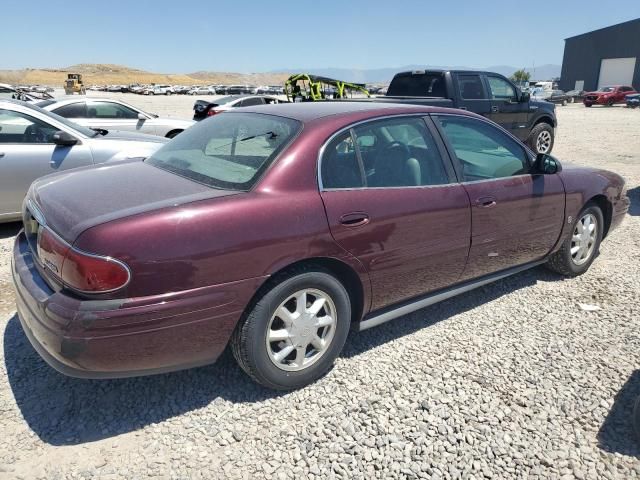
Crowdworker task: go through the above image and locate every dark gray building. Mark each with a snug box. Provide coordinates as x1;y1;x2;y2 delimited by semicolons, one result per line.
560;18;640;92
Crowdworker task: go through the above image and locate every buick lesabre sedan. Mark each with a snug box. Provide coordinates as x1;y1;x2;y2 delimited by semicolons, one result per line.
12;103;629;389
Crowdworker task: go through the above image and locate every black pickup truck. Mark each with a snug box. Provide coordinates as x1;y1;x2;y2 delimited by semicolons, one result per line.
371;70;557;153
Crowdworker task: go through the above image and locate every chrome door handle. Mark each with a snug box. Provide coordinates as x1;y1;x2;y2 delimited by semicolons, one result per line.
491;106;498;113
475;196;497;208
339;212;370;227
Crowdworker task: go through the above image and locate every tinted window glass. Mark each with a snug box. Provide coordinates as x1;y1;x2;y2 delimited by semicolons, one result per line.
321;131;364;189
458;75;486;99
239;98;264;107
87;101;138;119
0;87;15;99
0;109;58;144
321;117;450;189
437;116;529;181
53;102;86;118
387;73;446;97
147;112;300;191
487;76;516;100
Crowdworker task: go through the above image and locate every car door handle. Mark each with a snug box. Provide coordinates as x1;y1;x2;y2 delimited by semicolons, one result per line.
491;106;498;112
339;212;370;227
475;196;497;208
0;152;5;158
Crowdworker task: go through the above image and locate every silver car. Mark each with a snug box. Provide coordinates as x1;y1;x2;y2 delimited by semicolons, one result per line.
0;99;167;222
37;97;194;138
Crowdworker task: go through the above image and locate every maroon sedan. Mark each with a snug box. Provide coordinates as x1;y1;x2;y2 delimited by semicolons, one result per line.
12;102;629;389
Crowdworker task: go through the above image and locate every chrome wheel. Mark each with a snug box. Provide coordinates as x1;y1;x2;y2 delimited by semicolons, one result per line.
536;130;552;153
266;289;337;372
571;213;598;265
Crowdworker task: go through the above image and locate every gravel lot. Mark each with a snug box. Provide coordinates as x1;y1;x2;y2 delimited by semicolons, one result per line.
0;100;639;479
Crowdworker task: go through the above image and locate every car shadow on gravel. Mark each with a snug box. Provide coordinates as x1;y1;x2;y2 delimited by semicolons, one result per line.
626;186;640;216
0;222;21;240
342;265;554;359
597;370;640;457
4;266;559;446
3;314;282;446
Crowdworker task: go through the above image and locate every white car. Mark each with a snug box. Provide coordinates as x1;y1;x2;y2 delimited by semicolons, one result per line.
37;97;194;138
192;95;287;120
143;85;174;95
188;86;216;95
0;99;166;222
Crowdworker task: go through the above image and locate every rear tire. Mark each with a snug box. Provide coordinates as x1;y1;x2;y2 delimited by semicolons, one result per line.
527;123;554;154
231;269;351;390
546;203;603;277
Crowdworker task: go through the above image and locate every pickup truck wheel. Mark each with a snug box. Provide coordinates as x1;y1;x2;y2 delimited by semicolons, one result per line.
545;203;603;277
231;269;351;390
528;123;554;154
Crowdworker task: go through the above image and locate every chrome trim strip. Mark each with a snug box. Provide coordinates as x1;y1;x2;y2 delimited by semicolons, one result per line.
356;260;545;332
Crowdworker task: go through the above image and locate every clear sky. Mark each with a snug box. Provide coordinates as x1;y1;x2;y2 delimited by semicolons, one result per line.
3;1;639;73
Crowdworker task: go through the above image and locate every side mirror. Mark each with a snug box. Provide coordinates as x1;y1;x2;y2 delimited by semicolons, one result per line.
534;153;562;174
520;92;530;102
52;130;78;146
137;113;146;121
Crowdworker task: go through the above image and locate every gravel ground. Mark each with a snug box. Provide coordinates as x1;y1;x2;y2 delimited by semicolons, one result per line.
0;102;639;479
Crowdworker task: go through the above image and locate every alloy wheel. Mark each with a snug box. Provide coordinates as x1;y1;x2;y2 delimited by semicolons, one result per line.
266;289;337;372
536;130;552;153
571;213;598;266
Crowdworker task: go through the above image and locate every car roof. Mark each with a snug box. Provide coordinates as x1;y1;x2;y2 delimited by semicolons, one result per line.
238;101;478;123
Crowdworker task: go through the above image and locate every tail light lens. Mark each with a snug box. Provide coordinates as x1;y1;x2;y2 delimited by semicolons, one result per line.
37;228;130;293
207;108;220;116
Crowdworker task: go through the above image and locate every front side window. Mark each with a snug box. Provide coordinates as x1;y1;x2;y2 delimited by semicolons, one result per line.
147;112;300;190
436;115;529;181
487;76;516;101
87;101;138;119
0;109;58;144
321;116;451;189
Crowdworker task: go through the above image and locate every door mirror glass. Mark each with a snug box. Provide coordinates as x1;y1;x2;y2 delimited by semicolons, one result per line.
534;153;561;174
52;130;78;146
520;91;530;103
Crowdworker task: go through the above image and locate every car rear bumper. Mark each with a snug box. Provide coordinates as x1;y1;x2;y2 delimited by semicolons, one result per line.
12;231;266;378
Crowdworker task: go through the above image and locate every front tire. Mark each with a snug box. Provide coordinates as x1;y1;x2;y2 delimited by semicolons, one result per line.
527;123;554;154
231;269;351;390
546;204;603;277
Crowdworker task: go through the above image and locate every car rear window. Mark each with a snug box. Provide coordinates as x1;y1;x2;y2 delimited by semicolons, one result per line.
146;112;301;191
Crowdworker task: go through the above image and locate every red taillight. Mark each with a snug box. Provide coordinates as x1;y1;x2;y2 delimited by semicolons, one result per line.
37;228;130;293
207;108;220;116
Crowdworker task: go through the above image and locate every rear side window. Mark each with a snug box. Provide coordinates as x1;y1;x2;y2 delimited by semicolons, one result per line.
147;112;301;191
387;73;446;97
321;117;451;189
436;115;529;181
239;98;265;107
87;101;138;119
458;75;486;100
52;102;87;118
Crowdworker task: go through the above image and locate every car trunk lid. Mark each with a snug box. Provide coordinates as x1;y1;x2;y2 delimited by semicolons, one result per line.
26;159;238;244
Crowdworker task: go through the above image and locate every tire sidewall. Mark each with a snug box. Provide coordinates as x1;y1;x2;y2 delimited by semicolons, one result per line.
244;271;351;389
562;205;604;275
530;123;554;154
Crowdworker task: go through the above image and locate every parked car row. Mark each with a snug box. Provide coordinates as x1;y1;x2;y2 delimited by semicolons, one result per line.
583;85;637;107
192;95;287;120
86;84;286;96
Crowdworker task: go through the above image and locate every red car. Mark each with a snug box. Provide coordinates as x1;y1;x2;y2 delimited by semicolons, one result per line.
12;103;629;389
583;85;638;107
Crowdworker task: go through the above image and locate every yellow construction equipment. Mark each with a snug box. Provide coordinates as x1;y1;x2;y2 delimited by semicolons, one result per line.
64;73;86;95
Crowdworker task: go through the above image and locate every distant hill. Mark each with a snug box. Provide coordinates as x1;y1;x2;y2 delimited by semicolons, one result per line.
273;64;562;83
0;64;289;86
0;63;562;87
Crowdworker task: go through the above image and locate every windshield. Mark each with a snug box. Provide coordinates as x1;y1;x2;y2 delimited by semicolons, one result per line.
598;86;615;92
146;112;301;191
23;101;97;137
